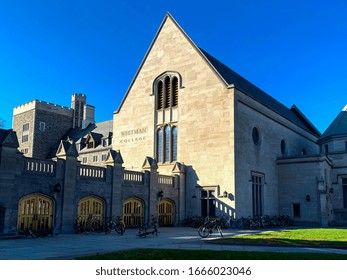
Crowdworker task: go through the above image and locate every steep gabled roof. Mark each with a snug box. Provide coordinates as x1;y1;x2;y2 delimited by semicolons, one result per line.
0;129;19;148
115;13;320;137
200;49;321;137
320;106;347;141
47;120;113;158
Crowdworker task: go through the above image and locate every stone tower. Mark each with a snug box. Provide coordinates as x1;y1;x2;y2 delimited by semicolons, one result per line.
12;100;74;158
71;94;86;128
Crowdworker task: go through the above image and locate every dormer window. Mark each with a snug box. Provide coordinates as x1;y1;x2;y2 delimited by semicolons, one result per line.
87;142;94;149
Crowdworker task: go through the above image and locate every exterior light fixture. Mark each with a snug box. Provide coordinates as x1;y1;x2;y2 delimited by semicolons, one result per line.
158;190;164;199
53;183;61;193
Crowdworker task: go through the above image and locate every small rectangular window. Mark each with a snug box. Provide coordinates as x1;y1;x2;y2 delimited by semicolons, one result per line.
82;157;88;164
23;123;29;132
101;154;107;161
293;203;301;217
325;144;329;154
39;122;45;131
22;135;28;143
93;155;98;162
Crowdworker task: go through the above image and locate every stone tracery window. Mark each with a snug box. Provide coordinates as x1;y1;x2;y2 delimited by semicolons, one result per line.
155;74;179;110
156;125;177;163
154;72;180;163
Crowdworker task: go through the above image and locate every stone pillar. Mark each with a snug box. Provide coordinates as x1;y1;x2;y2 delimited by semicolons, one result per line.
106;150;124;218
56;141;78;233
142;157;159;223
172;162;186;225
0;130;19;233
317;176;329;227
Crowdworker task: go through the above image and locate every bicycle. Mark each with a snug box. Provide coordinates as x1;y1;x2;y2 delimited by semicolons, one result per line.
137;216;159;237
25;227;38;239
74;216;84;233
198;217;224;238
114;216;125;235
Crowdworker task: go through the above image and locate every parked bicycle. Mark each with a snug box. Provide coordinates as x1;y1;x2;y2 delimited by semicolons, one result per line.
24;227;38;239
114;216;125;235
198;217;224;238
137;216;159;237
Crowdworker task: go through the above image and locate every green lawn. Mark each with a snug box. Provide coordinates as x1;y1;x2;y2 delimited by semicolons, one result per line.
77;228;347;260
216;228;347;248
76;248;347;260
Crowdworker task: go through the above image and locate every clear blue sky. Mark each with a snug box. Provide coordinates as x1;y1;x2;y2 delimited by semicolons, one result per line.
1;0;346;133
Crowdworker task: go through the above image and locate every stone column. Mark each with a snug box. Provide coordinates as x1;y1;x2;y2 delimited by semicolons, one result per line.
56;141;78;233
0;130;19;233
106;150;125;218
172;162;186;225
142;157;159;223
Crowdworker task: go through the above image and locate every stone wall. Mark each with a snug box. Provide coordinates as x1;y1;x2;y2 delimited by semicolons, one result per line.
0;137;181;234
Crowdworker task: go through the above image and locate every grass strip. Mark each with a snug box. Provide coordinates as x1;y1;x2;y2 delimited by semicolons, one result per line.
76;248;347;260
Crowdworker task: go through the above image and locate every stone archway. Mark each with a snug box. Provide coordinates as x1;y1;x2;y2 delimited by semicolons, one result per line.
123;197;144;227
18;194;54;232
158;199;175;226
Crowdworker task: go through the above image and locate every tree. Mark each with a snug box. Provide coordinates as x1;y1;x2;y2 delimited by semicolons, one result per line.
0;118;5;128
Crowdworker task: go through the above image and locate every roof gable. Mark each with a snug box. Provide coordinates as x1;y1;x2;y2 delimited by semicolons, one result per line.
0;129;19;148
320;106;347;140
114;13;320;138
115;13;229;114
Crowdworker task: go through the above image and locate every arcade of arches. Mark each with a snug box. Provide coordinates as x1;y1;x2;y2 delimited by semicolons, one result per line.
16;194;176;231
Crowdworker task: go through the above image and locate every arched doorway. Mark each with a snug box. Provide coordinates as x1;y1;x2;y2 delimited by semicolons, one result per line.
18;194;53;233
123;198;144;227
77;196;104;225
158;199;175;226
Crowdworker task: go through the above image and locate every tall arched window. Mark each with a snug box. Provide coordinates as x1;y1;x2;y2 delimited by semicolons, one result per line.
172;126;177;161
157;128;163;163
172;77;178;107
157;81;163;110
154;73;180;163
164;125;171;162
164;76;171;108
155;74;179;111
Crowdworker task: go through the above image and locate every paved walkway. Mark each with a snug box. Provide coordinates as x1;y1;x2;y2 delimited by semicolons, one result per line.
0;227;346;259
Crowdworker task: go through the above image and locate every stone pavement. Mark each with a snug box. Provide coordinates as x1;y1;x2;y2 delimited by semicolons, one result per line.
0;227;346;260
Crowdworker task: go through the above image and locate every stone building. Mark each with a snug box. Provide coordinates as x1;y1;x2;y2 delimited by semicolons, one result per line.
1;13;347;234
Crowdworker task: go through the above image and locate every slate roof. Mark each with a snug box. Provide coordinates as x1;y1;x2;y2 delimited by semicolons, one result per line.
200;48;321;137
320;107;347;140
0;129;19;147
47;120;113;158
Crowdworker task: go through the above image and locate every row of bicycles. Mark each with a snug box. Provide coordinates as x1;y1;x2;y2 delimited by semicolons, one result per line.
235;215;294;230
196;214;294;238
74;215;125;235
73;215;160;237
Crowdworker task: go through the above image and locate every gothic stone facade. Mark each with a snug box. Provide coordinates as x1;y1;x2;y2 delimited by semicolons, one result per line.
0;131;181;233
1;14;347;234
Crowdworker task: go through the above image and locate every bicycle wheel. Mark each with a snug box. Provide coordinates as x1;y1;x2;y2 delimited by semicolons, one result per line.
217;226;224;238
137;224;147;237
198;225;210;238
115;223;125;235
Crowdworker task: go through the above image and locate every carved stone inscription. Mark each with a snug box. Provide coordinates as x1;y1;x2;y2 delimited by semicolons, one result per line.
119;127;147;143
